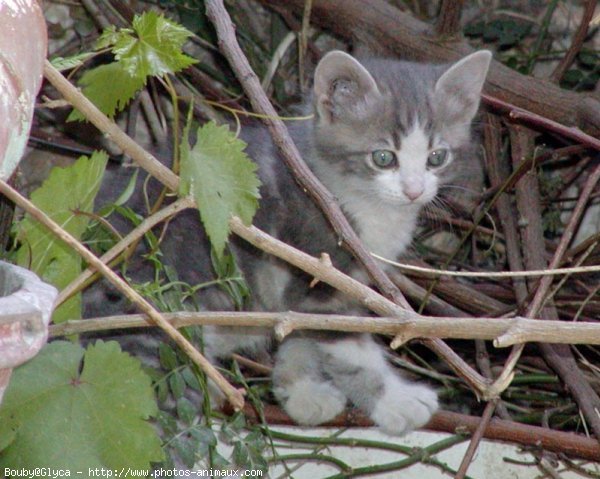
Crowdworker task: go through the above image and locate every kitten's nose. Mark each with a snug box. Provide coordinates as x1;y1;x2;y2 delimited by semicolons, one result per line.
403;184;424;201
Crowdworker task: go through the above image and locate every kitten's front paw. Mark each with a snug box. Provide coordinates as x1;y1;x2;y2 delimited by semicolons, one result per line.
370;381;438;436
275;377;347;426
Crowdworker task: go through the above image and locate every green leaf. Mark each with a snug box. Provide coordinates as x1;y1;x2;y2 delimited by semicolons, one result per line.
173;437;196;468
0;414;18;451
211;247;250;309
0;341;163;469
169;371;186;399
113;168;139;206
578;50;598;68
51;52;96;71
181;366;202;392
68;63;146;121
191;426;217;448
157;411;178;437
95;25;123;50
562;69;584;83
14;152;108;323
231;430;268;470
221;412;247;440
176;397;197;425
481;19;531;48
71;13;196;121
159;343;179;370
464;20;485;37
113;11;197;79
180;122;261;258
211;450;230;469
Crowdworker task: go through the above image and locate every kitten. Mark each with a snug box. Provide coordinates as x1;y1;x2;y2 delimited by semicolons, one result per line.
86;50;491;435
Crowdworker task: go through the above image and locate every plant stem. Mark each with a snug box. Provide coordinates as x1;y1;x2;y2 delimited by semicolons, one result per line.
323;435;467;479
526;0;559;74
265;429;414;454
269;453;351;472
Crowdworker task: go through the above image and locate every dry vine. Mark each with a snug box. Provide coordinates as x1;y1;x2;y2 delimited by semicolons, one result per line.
48;307;600;349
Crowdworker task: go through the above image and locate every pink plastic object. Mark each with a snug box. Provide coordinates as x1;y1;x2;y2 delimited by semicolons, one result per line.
0;0;48;180
0;0;52;404
0;262;57;403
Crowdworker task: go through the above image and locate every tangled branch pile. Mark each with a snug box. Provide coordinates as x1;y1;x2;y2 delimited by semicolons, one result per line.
1;0;599;475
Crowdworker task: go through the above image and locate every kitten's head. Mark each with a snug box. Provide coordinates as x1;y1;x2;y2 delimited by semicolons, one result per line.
311;50;491;206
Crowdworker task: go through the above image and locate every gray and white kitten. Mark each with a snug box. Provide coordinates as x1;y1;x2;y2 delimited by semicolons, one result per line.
86;50;492;435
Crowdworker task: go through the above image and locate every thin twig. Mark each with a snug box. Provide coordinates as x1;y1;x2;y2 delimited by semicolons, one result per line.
261;31;296;92
435;0;464;37
526;0;559;74
373;255;600;278
479;117;532;409
231;353;272;375
551;0;597;83
390;271;469;317
480;144;589;202
454;400;498;479
298;0;313;92
537;458;563;479
80;0;111;29
483;94;600;151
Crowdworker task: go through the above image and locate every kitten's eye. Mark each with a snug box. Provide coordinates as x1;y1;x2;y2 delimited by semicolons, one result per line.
427;148;449;168
371;150;397;169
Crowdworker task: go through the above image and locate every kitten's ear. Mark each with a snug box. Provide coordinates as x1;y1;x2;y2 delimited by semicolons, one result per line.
313;51;380;123
434;50;492;125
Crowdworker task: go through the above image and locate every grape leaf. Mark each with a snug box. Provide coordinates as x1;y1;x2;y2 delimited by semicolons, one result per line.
113;11;197;79
0;341;163;469
179;121;261;258
14;152;108;323
68;63;145;121
71;12;196;121
95;24;122;50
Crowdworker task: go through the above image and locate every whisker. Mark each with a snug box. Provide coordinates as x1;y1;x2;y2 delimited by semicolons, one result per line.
424;199;453;231
433;195;458;214
439;184;480;195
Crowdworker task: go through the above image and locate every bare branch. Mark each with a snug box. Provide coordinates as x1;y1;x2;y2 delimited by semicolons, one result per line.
42;62;180;192
435;0;464;37
455;400;498;479
551;0;597;83
49;310;600;348
235;404;600;462
483;94;600;151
